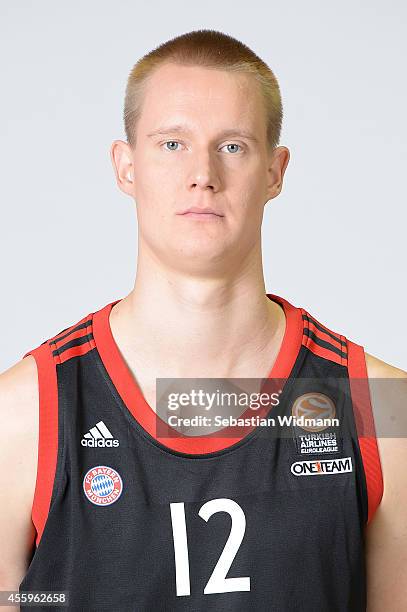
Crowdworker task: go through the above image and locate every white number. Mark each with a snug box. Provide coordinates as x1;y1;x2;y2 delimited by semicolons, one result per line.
170;503;191;596
170;498;250;597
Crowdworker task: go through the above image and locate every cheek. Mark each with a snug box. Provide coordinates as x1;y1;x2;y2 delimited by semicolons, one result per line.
135;151;179;197
232;185;266;235
134;178;177;228
233;160;266;196
238;181;265;212
134;158;164;201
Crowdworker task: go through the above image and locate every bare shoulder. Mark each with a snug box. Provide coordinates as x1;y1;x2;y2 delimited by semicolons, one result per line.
365;351;407;379
0;356;39;587
363;352;407;611
0;354;39;456
0;353;39;408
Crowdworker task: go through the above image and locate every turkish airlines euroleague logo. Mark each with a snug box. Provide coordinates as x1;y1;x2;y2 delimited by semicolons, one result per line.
291;392;336;432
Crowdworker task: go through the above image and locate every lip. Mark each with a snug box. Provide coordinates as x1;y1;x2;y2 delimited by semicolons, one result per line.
178;206;224;217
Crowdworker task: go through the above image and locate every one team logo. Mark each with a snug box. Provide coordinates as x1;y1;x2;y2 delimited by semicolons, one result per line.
81;420;120;447
290;457;353;476
291;392;336;432
83;465;123;506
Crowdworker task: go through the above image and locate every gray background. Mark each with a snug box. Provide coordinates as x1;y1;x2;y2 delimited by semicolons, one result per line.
1;1;406;371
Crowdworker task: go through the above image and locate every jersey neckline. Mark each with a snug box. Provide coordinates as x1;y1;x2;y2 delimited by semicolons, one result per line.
92;293;304;455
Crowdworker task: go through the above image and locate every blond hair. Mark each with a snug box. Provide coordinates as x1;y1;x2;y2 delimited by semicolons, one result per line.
124;29;283;151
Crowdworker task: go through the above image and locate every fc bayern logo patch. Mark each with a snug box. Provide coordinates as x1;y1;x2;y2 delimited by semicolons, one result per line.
83;465;123;506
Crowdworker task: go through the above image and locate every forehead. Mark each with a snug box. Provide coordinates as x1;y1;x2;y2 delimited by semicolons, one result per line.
138;63;266;135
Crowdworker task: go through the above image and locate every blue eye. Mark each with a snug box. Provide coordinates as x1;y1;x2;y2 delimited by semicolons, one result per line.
221;143;242;154
163;141;181;151
161;141;243;153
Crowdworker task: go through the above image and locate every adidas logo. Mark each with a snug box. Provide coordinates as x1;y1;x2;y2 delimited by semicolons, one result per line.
81;421;120;447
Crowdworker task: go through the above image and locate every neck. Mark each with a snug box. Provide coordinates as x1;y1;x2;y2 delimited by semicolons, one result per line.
110;249;286;378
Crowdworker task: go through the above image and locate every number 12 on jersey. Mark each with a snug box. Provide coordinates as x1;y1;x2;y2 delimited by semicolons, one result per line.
170;498;251;597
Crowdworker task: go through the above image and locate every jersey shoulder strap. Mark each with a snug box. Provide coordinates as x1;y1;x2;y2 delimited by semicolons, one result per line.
347;338;384;524
22;310;94;546
299;306;383;524
301;308;348;366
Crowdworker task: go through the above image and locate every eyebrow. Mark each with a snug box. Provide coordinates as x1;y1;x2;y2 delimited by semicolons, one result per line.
146;124;259;143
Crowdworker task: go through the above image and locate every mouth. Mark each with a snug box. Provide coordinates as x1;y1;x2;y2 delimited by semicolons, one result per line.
180;211;223;219
177;207;224;218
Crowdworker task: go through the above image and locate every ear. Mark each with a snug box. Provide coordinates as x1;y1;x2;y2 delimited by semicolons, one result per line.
110;140;135;196
265;146;290;201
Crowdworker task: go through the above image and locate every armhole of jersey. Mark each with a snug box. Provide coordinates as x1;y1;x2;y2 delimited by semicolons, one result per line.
347;339;384;525
23;342;58;548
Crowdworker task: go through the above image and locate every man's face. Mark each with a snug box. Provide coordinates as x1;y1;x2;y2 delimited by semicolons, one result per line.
114;63;288;275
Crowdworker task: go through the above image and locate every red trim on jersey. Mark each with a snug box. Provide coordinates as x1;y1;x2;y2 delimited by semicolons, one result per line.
52;325;91;350
92;293;303;454
302;310;348;366
347;340;384;525
52;315;92;342
50;316;94;364
301;336;346;366
22;342;59;547
304;312;343;341
305;318;345;351
53;337;96;364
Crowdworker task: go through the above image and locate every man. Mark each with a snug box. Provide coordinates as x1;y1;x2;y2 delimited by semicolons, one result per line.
1;29;406;611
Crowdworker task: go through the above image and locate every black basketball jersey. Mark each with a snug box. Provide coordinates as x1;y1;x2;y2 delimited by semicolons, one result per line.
18;293;383;611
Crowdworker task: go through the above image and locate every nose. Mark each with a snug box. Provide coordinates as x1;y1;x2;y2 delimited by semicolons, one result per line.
188;151;220;192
